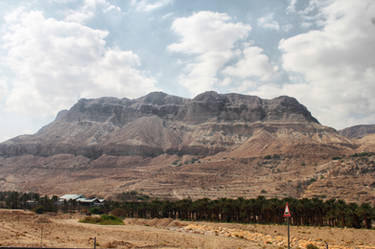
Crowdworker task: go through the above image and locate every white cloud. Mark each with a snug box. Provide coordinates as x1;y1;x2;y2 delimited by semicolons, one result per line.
168;11;251;95
278;0;375;128
130;0;173;12
223;45;279;82
257;13;280;31
1;9;158;117
65;0;121;23
65;10;94;23
294;0;330;28
169;12;250;54
228;80;258;93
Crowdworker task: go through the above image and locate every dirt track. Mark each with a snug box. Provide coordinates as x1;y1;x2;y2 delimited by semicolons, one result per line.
0;209;374;249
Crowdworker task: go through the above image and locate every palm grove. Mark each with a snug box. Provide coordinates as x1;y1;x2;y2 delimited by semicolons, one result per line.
1;191;374;229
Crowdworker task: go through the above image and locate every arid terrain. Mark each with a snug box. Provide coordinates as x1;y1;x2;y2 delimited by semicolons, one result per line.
0;209;374;249
0;92;375;203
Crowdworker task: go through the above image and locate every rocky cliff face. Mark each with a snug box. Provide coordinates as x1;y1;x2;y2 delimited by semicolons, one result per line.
0;91;325;159
51;91;319;125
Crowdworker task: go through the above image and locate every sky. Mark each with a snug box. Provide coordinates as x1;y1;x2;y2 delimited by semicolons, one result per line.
0;0;374;142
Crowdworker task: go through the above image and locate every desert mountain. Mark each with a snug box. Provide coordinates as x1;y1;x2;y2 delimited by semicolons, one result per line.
339;125;375;154
0;91;374;204
340;124;375;139
0;91;350;158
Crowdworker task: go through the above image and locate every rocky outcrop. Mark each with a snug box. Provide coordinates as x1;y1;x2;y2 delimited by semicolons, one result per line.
57;91;320;125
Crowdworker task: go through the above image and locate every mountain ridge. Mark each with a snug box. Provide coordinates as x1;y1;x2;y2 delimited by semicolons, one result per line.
340;124;375;139
0;91;374;204
0;91;323;159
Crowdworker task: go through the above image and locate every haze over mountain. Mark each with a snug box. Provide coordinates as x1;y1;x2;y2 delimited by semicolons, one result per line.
340;125;375;139
0;92;374;204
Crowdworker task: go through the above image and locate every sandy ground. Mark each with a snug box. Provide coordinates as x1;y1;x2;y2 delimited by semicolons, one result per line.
0;209;374;249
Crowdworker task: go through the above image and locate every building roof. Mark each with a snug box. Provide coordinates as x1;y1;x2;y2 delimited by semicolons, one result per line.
76;197;99;203
59;194;83;201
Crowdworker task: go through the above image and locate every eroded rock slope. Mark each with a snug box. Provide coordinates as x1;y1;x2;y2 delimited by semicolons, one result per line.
1;91;373;203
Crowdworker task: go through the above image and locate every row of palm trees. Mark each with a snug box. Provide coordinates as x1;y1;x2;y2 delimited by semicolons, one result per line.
1;191;374;229
0;191;42;209
110;196;375;229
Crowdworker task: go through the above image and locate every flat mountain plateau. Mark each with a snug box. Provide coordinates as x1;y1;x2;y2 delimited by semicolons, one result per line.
1;209;374;249
0;92;375;204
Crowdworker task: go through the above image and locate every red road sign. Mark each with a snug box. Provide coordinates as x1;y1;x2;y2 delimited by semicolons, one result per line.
283;202;291;217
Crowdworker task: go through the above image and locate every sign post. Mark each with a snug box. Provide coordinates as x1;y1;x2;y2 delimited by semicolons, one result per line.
283;202;291;249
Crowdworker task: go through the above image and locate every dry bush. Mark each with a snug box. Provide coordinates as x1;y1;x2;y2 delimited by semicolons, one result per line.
168;220;186;227
35;216;51;224
157;218;174;227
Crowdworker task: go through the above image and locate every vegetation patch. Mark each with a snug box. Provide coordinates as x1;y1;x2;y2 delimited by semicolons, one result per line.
306;244;319;249
89;207;104;215
351;152;375;157
2;191;375;229
79;214;124;225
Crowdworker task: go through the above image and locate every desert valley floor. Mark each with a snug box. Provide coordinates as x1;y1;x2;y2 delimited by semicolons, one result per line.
0;209;374;249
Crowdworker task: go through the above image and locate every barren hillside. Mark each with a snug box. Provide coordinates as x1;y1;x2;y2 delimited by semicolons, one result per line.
0;92;374;203
0;209;374;249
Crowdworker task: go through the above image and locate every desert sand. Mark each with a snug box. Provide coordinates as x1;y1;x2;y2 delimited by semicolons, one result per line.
0;209;374;249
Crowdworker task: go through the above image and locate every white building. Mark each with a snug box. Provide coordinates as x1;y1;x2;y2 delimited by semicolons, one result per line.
59;194;104;206
59;194;83;202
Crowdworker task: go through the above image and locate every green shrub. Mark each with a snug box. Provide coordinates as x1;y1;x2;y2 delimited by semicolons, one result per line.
306;244;319;249
264;155;272;160
305;177;317;186
80;216;101;224
272;154;281;159
351;152;375;157
99;215;124;225
33;206;45;214
89;207;104;214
